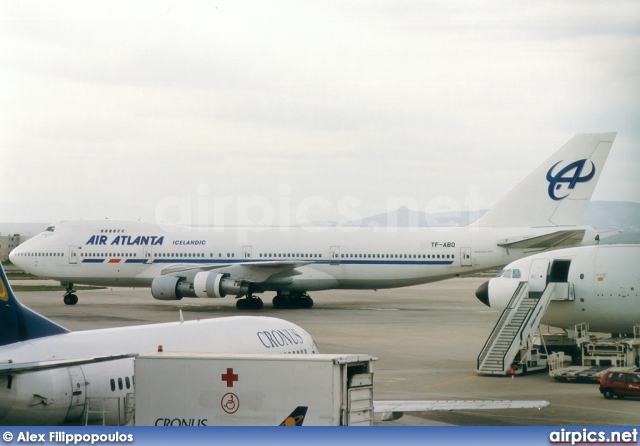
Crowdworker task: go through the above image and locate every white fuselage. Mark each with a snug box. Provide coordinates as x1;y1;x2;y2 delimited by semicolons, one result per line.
482;244;640;334
10;220;598;295
0;316;318;425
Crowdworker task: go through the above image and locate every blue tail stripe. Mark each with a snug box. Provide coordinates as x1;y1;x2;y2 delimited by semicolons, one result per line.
0;263;68;346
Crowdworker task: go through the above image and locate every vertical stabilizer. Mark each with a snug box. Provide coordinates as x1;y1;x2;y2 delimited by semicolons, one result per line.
279;406;308;426
0;263;68;346
472;133;615;228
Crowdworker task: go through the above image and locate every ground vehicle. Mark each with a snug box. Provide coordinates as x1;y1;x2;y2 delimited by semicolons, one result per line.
134;353;375;426
599;369;640;399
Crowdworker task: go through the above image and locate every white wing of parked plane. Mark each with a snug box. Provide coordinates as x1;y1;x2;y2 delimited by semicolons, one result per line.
0;354;138;374
160;261;312;283
496;228;587;250
374;399;550;421
160;261;311;283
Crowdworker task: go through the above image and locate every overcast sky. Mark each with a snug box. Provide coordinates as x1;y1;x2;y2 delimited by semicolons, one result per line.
1;1;638;226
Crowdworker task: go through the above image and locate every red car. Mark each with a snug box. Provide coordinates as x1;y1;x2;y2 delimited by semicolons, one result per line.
599;370;640;399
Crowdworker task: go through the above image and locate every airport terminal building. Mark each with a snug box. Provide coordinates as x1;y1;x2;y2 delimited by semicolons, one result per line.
0;234;26;262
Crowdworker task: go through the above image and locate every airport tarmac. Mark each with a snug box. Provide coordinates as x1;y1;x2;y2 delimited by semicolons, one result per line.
11;277;640;426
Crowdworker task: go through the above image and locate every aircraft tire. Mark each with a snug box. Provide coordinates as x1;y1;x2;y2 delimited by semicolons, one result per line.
272;295;285;309
64;294;78;305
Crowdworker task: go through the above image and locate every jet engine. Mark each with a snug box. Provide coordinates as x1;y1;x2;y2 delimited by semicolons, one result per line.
151;272;249;300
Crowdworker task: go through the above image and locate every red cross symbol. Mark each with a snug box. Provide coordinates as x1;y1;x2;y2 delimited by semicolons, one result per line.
221;368;238;387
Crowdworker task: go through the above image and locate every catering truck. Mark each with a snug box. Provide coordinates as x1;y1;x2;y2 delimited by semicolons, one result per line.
134;353;375;426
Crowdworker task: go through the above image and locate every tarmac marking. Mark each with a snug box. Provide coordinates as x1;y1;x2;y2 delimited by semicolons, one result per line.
421;375;479;390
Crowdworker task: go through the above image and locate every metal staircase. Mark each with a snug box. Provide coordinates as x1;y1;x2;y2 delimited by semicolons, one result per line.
477;281;564;375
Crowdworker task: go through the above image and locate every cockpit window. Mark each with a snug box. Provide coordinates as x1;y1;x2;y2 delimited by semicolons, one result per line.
497;268;521;279
45;226;55;232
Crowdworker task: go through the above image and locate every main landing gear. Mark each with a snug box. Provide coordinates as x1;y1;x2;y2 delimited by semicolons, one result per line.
272;292;314;309
235;291;314;310
62;283;79;305
235;295;264;310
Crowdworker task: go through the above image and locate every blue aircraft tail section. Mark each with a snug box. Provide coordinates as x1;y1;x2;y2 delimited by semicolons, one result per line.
0;262;68;346
279;406;308;426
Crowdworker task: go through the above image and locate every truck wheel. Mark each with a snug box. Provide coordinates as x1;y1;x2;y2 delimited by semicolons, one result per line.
603;389;614;400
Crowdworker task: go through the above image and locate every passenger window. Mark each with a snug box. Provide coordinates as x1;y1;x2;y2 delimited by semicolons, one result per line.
125;377;131;389
627;374;640;384
110;379;116;392
118;378;123;390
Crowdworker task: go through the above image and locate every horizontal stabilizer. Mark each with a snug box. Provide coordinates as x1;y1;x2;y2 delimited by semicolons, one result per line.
0;353;138;375
374;399;549;421
496;229;587;249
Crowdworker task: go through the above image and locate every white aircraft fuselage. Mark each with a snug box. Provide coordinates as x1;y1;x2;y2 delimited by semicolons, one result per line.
13;220;599;290
475;244;640;335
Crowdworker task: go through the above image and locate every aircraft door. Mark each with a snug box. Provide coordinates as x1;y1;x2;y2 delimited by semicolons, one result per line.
330;246;340;265
529;258;550;293
243;246;252;260
143;246;153;264
69;246;79;265
460;247;472;266
65;366;87;422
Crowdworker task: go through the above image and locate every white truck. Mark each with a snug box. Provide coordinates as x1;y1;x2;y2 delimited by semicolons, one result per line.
133;353;375;426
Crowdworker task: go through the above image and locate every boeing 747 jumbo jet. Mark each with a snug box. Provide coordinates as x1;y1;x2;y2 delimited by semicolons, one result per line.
10;133;616;310
0;263;319;425
475;244;640;336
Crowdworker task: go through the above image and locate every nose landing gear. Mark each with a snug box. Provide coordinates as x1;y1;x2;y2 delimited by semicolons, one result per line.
62;283;78;305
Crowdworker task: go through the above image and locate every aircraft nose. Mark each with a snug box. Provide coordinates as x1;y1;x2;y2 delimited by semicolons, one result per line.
475;280;490;307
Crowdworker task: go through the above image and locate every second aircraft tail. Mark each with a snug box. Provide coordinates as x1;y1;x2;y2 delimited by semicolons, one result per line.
0;262;68;347
472;133;616;228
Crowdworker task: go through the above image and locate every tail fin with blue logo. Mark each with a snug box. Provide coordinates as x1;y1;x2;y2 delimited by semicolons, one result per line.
472;133;616;228
0;262;68;346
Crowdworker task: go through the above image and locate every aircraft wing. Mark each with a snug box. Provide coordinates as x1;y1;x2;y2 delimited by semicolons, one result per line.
159;264;233;275
0;354;138;375
374;400;549;421
496;229;586;250
160;261;312;283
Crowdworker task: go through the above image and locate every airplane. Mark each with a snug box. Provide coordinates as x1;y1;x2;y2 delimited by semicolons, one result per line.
0;263;319;425
475;244;640;336
10;133;616;310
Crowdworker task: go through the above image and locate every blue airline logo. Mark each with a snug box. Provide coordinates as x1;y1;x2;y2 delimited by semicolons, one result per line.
546;159;595;201
86;235;165;246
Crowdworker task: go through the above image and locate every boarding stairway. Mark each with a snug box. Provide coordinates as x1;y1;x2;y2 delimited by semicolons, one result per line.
477;281;571;375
